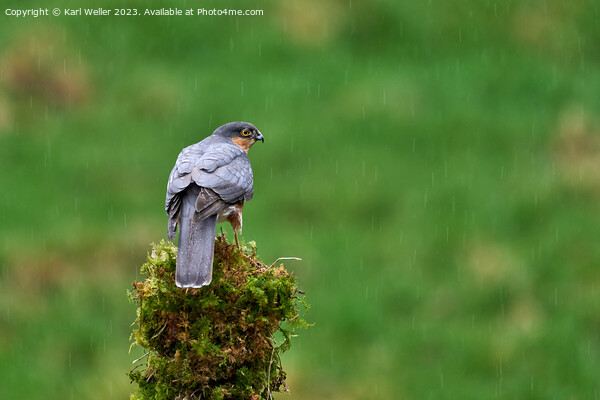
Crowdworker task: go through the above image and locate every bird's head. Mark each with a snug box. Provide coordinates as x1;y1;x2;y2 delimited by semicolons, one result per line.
214;121;264;153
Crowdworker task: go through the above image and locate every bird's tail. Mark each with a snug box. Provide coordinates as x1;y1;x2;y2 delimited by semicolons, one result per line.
176;188;218;288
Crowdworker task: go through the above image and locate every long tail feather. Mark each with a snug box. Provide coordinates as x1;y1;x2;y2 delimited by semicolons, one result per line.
176;187;217;288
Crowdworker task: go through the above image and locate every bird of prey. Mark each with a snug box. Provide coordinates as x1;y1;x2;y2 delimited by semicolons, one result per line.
165;121;264;288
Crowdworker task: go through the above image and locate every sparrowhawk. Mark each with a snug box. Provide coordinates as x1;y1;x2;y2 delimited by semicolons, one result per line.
165;121;264;288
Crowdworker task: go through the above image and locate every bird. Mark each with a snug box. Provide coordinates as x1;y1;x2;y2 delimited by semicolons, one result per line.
165;121;264;288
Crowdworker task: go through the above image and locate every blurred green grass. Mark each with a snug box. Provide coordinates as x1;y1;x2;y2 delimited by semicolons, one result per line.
1;0;600;398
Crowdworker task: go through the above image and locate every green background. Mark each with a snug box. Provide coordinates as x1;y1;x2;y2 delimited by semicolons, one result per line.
1;0;600;398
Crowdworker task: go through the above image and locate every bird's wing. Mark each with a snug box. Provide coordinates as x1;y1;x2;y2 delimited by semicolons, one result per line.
192;145;254;204
165;142;209;240
194;142;242;173
165;143;202;218
165;140;254;240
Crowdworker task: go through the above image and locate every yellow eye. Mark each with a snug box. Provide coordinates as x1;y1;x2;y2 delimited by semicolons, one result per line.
241;129;251;137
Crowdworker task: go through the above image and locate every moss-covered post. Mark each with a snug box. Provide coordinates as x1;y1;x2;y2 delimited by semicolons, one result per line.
128;234;309;400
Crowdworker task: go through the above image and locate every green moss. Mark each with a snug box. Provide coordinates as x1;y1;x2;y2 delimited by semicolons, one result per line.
128;234;310;400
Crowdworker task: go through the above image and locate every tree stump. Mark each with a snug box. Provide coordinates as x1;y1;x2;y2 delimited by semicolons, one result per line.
128;234;309;400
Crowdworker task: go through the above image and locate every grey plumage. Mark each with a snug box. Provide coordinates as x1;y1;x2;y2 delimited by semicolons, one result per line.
165;122;263;288
175;185;217;287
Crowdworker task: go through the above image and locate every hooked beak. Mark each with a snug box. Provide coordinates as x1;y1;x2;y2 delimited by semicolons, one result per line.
255;131;264;143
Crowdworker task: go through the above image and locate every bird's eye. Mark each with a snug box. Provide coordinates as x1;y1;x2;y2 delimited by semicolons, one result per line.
241;129;251;137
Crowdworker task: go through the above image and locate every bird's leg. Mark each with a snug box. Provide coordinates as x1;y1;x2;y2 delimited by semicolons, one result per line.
226;206;243;247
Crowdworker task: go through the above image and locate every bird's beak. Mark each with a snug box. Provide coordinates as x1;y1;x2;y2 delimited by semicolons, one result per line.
255;131;264;143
